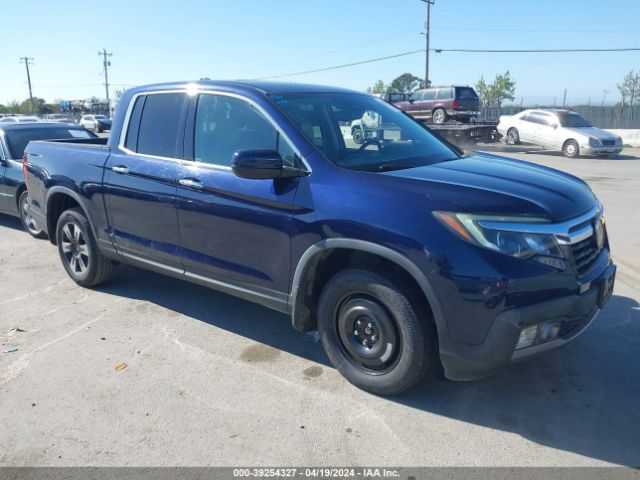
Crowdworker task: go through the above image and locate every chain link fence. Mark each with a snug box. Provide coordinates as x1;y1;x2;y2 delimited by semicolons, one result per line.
480;106;640;129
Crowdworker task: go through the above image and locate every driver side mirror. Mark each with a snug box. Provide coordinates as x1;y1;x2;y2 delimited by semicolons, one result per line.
232;149;307;180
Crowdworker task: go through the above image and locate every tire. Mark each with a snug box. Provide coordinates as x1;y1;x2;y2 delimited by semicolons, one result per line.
18;190;46;239
56;207;118;287
505;128;520;145
352;127;364;145
317;269;434;395
432;108;447;124
563;139;579;158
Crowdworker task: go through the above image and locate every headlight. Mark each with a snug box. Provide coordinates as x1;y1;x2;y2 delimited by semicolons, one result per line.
433;211;565;267
588;137;602;147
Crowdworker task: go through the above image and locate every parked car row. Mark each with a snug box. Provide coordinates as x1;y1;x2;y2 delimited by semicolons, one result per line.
0;114;113;133
11;80;616;396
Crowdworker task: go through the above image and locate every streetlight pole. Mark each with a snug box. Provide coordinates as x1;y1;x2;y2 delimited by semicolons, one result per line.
20;57;34;113
420;0;434;88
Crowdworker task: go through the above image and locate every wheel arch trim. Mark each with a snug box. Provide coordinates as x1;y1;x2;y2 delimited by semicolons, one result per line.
44;186;98;244
289;239;446;334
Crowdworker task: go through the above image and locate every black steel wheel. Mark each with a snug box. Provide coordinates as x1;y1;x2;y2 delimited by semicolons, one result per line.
352;127;364;144
18;190;46;238
317;269;434;395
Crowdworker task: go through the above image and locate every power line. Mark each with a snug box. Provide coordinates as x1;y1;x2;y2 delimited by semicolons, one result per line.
255;50;425;80
257;47;640;80
433;47;640;53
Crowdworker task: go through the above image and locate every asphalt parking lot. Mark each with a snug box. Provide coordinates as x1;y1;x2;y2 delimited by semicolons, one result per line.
1;146;639;467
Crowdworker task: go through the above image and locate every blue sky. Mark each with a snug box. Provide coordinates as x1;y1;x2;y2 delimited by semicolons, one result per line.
2;0;639;106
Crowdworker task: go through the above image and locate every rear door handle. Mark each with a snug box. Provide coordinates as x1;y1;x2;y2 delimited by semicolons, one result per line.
179;178;204;190
112;165;130;174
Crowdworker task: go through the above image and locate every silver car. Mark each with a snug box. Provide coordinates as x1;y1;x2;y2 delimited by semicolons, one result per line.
497;109;623;158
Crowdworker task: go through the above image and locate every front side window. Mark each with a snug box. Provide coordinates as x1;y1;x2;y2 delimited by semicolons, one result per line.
134;93;187;158
194;94;296;168
270;92;460;172
409;91;423;101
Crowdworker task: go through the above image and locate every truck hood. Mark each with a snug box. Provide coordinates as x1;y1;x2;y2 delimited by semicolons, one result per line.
561;126;617;141
375;152;596;222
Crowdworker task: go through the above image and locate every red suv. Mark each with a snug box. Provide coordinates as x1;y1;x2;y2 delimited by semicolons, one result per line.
394;86;480;124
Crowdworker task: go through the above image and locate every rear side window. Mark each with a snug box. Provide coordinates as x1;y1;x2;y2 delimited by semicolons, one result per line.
128;93;187;158
422;89;436;100
437;89;453;99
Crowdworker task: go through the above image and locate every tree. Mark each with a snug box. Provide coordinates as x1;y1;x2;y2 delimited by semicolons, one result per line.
475;71;516;109
389;73;423;93
366;80;388;95
617;70;640;107
114;88;126;99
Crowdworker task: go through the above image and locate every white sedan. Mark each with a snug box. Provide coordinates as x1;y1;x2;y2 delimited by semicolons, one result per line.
497;109;623;158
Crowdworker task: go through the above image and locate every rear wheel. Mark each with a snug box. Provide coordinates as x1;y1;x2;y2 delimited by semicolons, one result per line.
317;269;434;395
432;108;447;124
56;207;118;287
505;128;520;145
563;139;579;158
18;190;46;238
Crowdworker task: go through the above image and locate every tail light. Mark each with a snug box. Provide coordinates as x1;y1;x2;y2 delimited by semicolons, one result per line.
453;99;459;109
22;154;29;187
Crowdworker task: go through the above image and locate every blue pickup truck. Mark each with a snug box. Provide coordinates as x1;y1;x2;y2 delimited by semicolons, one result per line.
24;81;616;394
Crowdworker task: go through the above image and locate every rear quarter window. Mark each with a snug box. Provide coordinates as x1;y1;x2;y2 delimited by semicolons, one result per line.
456;87;479;100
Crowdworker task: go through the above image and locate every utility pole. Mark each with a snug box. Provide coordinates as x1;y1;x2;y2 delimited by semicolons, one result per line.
601;90;609;107
98;49;112;115
562;89;567;107
20;57;34;113
420;0;434;88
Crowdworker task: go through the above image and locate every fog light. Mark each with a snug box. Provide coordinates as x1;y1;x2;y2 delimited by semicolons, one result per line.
537;321;561;344
516;325;538;350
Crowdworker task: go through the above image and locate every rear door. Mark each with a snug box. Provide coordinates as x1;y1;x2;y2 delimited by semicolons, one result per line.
175;92;301;296
103;91;187;268
421;89;437;118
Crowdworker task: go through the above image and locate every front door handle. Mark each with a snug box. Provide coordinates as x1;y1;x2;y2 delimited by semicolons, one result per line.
179;178;204;190
112;165;130;174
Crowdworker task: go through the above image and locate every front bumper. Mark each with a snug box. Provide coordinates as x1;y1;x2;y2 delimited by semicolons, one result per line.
439;262;616;381
580;144;623;156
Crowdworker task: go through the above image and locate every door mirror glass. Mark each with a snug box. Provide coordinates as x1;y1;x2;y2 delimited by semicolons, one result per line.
232;149;284;179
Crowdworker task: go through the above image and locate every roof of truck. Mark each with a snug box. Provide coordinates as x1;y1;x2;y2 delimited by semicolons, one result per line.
127;80;362;96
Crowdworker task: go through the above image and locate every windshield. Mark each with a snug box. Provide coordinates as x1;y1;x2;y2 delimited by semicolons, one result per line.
94;115;107;119
269;92;460;171
5;127;93;159
557;112;592;128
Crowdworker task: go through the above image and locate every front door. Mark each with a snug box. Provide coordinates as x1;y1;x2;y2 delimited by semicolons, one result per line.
175;92;300;295
103;92;188;268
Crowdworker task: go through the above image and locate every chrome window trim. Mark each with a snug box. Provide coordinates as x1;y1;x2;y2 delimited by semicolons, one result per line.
477;203;602;245
117;87;312;174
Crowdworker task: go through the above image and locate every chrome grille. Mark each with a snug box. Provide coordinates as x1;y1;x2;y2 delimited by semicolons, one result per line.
570;234;601;275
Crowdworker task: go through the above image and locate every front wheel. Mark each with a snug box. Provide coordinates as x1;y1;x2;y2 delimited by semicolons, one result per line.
352;127;364;144
563;139;579;158
56;207;118;287
19;190;46;238
317;269;434;395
